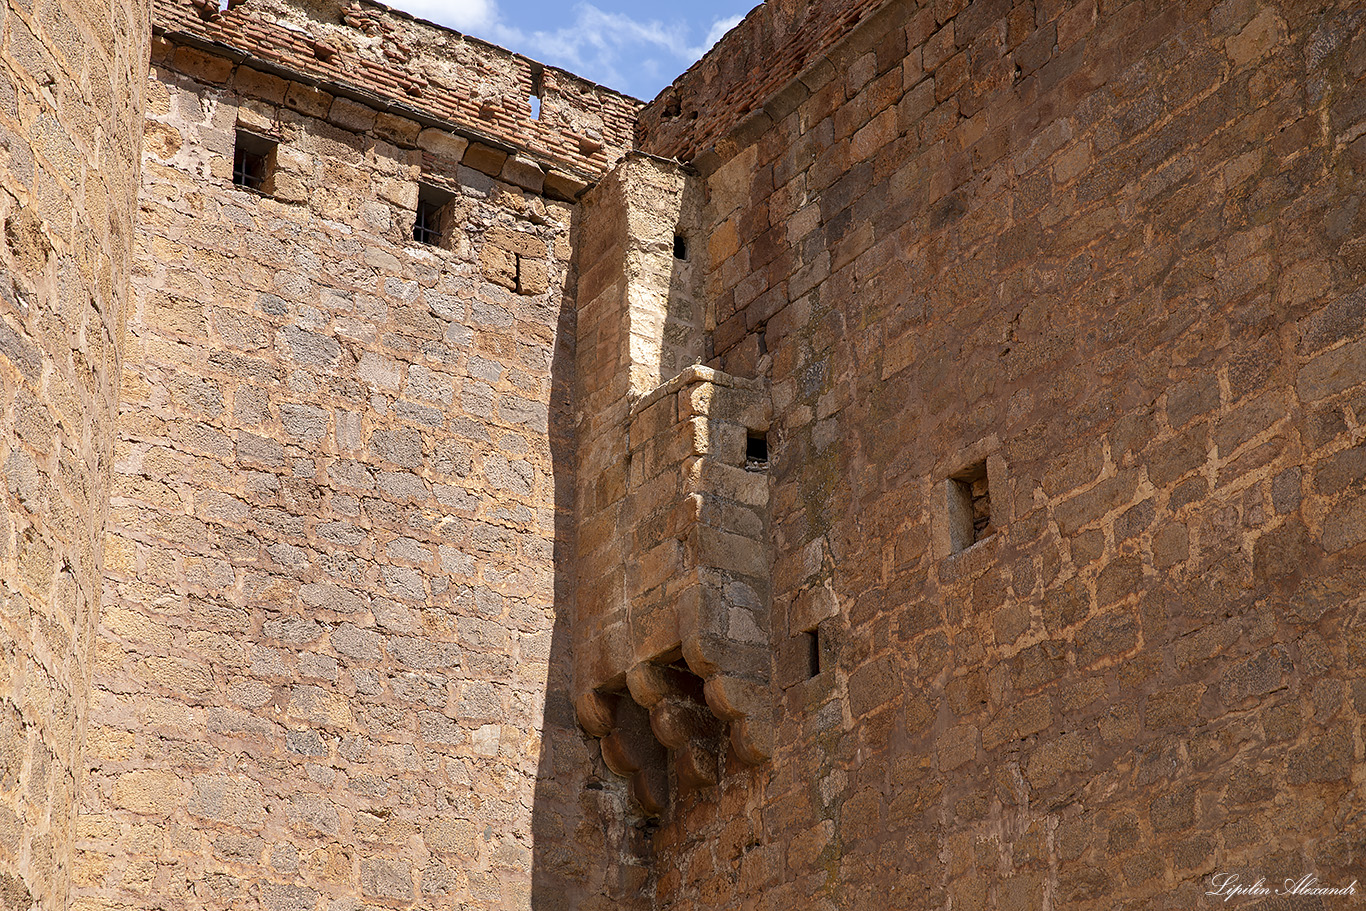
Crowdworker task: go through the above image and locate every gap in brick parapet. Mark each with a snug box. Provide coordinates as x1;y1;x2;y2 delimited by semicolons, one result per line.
530;63;544;120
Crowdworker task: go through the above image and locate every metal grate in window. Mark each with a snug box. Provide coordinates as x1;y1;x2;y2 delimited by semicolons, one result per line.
233;145;267;190
413;198;443;245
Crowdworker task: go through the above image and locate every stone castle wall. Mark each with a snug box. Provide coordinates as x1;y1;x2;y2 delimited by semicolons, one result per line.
2;0;1365;909
68;14;635;909
0;0;149;907
628;0;1366;908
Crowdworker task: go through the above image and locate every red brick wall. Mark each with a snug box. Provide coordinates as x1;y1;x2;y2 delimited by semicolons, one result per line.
650;0;1366;907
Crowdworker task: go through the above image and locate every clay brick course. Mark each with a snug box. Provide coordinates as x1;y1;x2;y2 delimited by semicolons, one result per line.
154;0;639;184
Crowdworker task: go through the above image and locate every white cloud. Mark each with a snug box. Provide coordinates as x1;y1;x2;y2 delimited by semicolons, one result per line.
395;0;498;32
693;14;743;58
395;0;749;99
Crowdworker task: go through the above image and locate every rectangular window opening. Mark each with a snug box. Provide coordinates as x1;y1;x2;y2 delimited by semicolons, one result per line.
232;131;276;192
673;234;688;260
413;184;453;247
947;460;991;553
746;431;768;468
804;629;820;678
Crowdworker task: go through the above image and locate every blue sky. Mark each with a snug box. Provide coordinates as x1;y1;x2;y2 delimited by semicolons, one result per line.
385;0;757;101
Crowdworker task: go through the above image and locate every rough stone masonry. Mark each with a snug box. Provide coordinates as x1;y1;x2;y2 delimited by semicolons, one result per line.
1;0;1365;909
0;0;149;906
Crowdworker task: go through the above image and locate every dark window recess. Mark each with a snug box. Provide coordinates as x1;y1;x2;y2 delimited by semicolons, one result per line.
746;432;768;468
232;131;275;191
413;185;453;246
413;200;442;245
947;460;992;553
673;234;688;260
804;628;821;678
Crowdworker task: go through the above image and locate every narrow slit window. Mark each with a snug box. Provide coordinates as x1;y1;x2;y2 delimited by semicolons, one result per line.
804;629;820;678
746;431;768;468
673;234;688;260
413;185;453;247
232;131;276;192
946;460;992;553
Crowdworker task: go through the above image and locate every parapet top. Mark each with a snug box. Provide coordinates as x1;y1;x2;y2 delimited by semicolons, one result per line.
157;0;640;181
636;0;893;166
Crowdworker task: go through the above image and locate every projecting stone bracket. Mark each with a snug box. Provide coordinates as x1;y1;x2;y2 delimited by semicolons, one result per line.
575;366;773;814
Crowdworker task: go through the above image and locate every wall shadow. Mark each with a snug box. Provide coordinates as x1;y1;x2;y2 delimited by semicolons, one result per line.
530;202;653;911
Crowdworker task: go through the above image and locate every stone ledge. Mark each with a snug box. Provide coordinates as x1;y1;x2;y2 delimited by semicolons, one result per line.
630;363;765;419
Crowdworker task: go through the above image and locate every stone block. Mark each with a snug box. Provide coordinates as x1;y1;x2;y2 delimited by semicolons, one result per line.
328;96;377;132
112;770;187;815
1225;8;1287;66
1323;493;1366;553
234;67;287;104
417;127;469;160
518;256;549;295
500;154;545;192
1074;610;1138;667
479;243;517;290
174;45;235;82
543;169;588;200
1025;731;1091;790
1299;337;1366;402
284;82;333;116
189;775;266;829
374;113;420;145
462;142;508;176
847;655;899;718
685;458;770;508
360;856;413;902
627;538;683;601
694;525;768;578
